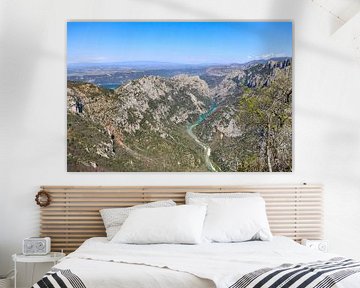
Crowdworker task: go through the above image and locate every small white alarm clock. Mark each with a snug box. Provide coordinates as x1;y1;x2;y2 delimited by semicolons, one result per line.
23;237;51;255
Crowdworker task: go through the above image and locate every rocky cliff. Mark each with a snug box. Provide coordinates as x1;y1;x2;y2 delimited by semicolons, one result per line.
67;74;211;171
67;58;292;172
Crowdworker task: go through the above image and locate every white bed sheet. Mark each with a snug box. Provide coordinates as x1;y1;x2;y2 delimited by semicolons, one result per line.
54;236;360;288
56;258;214;288
56;237;214;288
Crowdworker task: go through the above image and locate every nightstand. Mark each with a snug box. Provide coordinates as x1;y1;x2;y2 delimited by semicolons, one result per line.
301;239;328;252
12;252;65;288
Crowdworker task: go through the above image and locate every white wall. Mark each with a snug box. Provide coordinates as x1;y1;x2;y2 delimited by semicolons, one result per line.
1;0;360;285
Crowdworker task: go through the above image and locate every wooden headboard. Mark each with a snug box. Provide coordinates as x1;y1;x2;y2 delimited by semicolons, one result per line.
39;184;323;253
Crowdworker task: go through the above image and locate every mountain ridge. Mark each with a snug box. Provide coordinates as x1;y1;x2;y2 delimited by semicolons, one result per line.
67;57;292;172
68;57;292;70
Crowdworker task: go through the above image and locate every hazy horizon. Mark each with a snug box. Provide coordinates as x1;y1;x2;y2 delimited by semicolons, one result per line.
67;56;292;67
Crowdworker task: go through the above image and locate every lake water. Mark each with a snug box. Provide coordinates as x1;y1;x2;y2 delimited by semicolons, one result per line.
98;83;121;90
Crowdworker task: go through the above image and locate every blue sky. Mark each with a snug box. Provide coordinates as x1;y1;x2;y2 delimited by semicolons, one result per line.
67;22;292;65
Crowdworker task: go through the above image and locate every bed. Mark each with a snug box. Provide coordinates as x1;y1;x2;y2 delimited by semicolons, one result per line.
33;236;360;288
33;185;360;288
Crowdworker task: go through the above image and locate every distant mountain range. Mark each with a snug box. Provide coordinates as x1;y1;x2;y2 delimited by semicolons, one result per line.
228;57;292;69
67;57;292;70
68;61;212;70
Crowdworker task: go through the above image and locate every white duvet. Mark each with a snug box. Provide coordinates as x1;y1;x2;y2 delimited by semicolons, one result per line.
54;237;360;288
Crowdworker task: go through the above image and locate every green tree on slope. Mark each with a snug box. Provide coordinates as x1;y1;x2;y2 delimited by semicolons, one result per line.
238;71;292;172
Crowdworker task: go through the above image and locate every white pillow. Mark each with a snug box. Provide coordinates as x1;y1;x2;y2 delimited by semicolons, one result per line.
100;200;176;240
186;192;259;204
111;205;207;244
202;197;272;243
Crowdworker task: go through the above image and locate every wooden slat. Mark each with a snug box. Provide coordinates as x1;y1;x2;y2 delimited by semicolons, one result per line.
39;184;323;253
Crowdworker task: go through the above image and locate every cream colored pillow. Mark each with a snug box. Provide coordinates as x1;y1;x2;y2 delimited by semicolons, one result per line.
111;205;207;244
202;197;272;243
100;200;176;240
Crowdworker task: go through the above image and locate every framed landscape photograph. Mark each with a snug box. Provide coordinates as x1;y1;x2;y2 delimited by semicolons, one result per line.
67;21;292;172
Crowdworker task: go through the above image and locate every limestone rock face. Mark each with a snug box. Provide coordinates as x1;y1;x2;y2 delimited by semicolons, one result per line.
67;57;292;172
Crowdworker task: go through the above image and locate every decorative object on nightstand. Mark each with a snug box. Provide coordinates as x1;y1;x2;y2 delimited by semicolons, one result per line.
23;237;51;255
301;239;328;252
12;252;65;288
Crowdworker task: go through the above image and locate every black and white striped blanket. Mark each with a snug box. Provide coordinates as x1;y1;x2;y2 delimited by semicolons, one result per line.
32;258;360;288
32;268;86;288
229;257;360;288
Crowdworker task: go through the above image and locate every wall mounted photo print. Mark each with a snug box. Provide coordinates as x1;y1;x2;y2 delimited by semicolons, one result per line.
67;21;292;172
